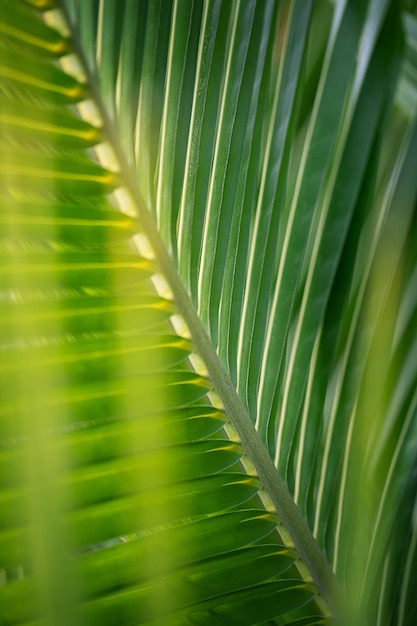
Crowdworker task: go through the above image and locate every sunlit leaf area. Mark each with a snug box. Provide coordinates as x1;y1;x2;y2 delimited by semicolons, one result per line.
1;1;417;625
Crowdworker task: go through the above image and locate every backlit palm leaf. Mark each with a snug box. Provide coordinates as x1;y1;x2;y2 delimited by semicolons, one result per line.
0;1;416;625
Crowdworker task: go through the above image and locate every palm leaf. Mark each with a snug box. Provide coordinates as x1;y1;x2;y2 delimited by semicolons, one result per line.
0;1;416;625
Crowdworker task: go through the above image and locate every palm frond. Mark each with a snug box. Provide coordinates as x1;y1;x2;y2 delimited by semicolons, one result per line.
1;1;417;625
0;2;334;624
